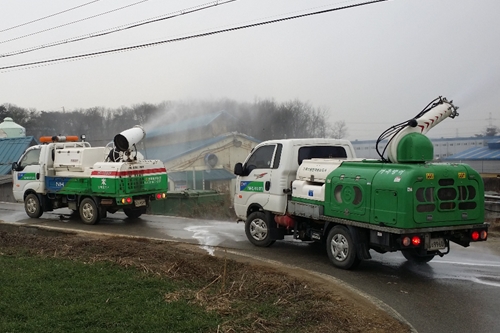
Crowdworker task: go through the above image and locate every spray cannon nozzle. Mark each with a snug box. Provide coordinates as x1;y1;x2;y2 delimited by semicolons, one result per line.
113;125;145;152
448;102;459;119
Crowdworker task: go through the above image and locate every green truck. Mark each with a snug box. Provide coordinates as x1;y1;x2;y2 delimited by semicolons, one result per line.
233;97;489;269
12;126;167;224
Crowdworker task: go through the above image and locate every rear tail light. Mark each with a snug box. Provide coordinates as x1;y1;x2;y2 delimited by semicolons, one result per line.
155;193;166;200
156;193;162;200
121;197;132;204
402;236;422;247
471;231;480;241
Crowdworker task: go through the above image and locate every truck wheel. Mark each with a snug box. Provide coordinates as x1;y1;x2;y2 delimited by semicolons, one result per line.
24;193;43;218
123;208;145;219
245;211;275;247
401;249;435;263
326;226;360;270
79;198;100;225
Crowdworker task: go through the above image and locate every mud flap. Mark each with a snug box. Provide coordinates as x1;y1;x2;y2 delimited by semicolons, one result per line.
348;226;371;260
270;227;285;240
265;211;284;240
40;195;52;212
99;205;107;219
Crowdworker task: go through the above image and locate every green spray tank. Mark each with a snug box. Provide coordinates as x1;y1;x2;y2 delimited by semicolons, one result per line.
288;96;481;229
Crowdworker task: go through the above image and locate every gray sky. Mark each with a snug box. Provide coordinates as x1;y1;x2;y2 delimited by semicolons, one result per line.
1;0;499;141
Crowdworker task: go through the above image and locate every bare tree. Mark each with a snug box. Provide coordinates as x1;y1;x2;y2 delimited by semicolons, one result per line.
330;120;348;139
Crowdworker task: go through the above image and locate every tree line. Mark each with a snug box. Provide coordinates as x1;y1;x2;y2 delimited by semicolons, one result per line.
0;99;348;146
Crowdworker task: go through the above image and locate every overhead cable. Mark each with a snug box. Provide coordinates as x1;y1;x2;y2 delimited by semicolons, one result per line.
0;0;102;33
1;0;237;58
0;0;149;45
0;0;389;71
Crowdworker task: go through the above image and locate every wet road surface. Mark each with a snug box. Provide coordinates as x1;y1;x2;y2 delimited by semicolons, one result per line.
2;202;499;333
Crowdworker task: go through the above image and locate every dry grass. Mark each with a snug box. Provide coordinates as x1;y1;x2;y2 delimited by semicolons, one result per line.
0;229;411;333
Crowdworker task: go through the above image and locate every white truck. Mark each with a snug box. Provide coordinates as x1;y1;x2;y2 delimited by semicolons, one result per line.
233;97;488;269
12;126;168;224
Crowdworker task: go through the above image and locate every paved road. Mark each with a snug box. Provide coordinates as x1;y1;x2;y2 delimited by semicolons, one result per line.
2;202;500;333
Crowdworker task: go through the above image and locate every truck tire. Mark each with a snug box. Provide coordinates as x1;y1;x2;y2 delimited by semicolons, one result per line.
79;198;100;225
401;249;435;263
123;208;145;219
24;193;43;218
326;226;360;270
245;211;275;247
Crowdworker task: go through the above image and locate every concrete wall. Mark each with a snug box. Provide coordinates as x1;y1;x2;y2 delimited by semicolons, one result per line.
484;177;500;194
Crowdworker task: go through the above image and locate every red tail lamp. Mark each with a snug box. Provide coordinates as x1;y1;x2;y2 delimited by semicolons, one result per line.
121;197;133;204
402;236;421;247
155;193;166;199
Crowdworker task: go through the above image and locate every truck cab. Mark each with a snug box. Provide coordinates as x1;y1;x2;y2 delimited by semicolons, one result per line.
233;138;356;243
12;140;95;202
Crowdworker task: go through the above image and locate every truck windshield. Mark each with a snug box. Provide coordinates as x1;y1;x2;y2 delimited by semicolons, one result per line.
298;146;347;165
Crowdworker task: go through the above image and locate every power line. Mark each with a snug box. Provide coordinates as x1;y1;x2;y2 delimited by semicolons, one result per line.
0;0;149;46
0;0;237;58
0;0;102;33
0;0;389;72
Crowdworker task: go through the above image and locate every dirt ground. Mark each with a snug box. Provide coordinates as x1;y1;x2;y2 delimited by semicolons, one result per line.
0;228;412;333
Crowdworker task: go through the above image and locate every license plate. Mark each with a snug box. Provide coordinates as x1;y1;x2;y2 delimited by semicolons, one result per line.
429;238;445;251
134;199;146;207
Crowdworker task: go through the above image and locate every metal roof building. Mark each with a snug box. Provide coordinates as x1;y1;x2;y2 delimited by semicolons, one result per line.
352;136;499;160
143;131;259;191
444;139;500;175
0;136;37;175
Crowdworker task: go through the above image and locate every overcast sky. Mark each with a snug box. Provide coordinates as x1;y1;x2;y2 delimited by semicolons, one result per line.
1;0;499;141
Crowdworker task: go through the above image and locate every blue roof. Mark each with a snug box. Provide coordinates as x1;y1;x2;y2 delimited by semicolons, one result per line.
0;136;37;175
143;133;259;162
147;111;238;138
444;146;500;161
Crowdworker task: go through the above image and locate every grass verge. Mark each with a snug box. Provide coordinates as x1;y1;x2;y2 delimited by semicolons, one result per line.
0;229;411;333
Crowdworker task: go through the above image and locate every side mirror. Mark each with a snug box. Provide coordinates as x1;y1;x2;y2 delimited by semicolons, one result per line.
233;162;243;176
11;162;20;171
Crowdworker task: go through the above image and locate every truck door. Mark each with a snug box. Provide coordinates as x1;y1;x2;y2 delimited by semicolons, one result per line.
234;143;283;216
12;146;43;201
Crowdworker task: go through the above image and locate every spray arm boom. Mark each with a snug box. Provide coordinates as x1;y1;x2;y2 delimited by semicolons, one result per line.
380;96;459;163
